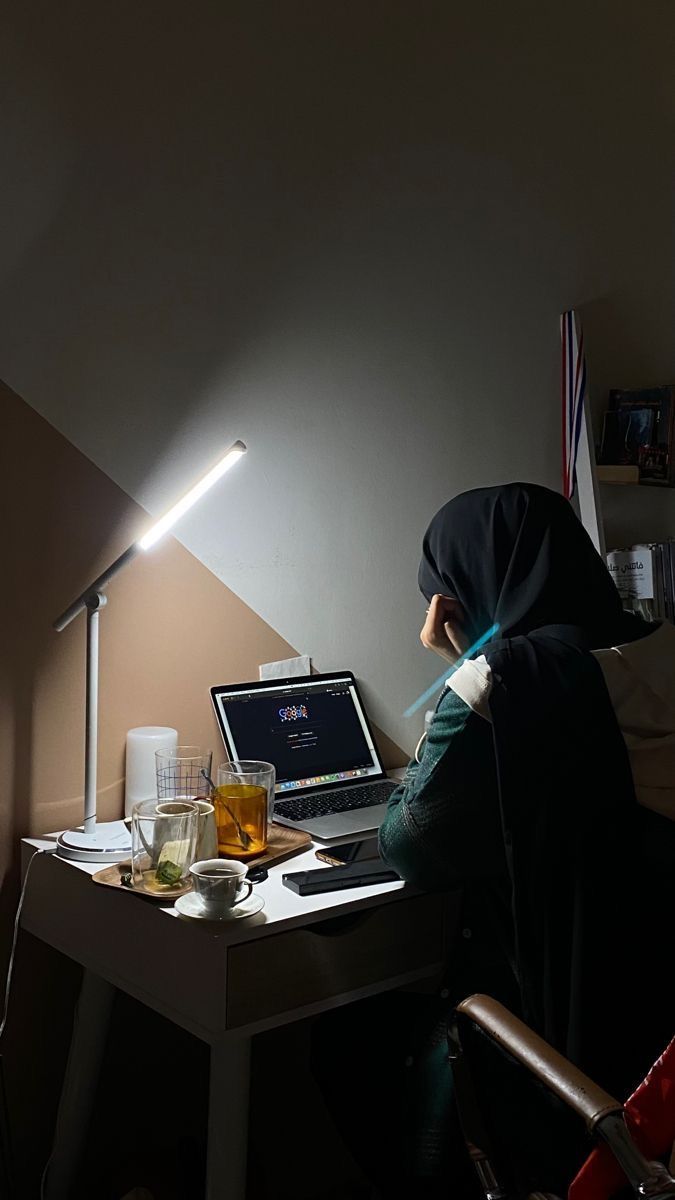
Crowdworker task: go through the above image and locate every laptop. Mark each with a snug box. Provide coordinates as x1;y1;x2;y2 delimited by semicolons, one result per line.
210;671;398;840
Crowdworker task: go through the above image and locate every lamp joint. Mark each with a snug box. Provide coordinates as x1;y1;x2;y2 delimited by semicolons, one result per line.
85;592;107;613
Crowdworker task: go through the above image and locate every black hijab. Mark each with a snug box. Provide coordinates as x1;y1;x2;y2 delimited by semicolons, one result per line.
419;483;671;1097
418;481;642;648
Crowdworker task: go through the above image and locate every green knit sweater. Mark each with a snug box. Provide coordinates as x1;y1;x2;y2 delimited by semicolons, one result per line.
379;683;520;1027
379;685;507;889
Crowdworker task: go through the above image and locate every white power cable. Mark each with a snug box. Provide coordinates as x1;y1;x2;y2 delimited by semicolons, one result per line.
40;1142;52;1199
0;846;57;1198
0;848;56;1041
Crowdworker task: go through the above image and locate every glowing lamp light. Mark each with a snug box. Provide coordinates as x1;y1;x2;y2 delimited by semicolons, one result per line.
52;439;247;862
138;442;245;551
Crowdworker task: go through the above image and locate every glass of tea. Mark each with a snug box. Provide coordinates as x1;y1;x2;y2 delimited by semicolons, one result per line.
214;760;275;860
131;799;198;894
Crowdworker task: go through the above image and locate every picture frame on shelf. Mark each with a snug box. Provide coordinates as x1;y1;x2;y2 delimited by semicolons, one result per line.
599;407;654;466
600;385;675;486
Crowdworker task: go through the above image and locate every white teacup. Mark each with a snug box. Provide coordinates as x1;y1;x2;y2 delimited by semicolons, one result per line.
190;858;253;917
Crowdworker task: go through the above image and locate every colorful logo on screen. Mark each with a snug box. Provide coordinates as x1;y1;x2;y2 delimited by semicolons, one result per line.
279;704;309;722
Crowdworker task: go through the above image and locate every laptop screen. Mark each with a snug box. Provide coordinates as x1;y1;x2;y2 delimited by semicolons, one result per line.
211;675;385;795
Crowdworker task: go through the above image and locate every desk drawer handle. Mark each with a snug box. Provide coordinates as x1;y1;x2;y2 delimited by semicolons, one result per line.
308;911;376;938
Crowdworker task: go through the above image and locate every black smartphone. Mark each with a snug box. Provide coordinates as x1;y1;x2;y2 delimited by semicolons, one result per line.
315;838;380;866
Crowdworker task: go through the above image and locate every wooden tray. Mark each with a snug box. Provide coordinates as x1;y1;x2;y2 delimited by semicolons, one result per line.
242;823;312;868
92;825;311;898
91;863;191;900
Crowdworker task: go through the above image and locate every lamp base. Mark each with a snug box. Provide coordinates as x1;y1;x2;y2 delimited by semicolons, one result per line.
56;820;131;863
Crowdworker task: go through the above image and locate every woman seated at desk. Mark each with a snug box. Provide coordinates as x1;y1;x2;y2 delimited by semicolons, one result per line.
315;482;675;1199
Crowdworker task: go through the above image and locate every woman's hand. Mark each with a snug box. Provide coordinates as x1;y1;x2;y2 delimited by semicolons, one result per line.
420;594;468;665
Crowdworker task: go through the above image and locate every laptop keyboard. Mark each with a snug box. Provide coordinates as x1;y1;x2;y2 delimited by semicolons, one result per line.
274;781;395;822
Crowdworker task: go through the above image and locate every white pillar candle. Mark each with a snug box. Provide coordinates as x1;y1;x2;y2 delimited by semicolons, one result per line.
125;726;178;818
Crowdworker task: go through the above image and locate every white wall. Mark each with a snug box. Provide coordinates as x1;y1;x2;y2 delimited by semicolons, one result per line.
3;1;675;752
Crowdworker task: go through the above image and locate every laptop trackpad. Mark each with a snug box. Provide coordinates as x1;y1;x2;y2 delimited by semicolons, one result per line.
302;804;390;840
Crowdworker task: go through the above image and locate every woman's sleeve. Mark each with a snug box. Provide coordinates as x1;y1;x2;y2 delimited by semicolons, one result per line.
378;687;506;890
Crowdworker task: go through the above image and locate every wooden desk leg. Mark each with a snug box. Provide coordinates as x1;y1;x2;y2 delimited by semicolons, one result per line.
207;1036;252;1200
43;970;115;1200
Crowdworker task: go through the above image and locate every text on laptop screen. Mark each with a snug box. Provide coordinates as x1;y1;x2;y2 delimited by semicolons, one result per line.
213;677;384;794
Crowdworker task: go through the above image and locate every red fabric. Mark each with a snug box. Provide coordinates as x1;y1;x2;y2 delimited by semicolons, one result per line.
569;1038;675;1200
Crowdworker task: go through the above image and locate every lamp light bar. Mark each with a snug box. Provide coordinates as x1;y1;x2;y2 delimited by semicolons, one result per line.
138;440;246;551
54;438;247;633
52;435;247;862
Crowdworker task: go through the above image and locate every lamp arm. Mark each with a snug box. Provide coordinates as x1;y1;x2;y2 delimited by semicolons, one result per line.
53;543;140;632
84;594;106;831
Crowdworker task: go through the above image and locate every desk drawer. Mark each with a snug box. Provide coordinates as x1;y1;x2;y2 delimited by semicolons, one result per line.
226;893;451;1028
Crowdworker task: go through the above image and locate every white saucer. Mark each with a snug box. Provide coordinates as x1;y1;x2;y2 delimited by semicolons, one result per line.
174;890;265;923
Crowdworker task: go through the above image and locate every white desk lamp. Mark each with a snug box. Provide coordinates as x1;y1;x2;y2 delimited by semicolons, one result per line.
53;440;246;862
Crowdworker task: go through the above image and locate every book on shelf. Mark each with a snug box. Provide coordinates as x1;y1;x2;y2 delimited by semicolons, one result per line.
598;385;675;486
607;542;675;622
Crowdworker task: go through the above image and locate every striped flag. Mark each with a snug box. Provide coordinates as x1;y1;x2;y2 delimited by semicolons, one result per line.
561;309;587;500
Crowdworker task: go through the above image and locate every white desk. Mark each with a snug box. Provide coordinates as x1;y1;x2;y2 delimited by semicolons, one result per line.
20;839;456;1199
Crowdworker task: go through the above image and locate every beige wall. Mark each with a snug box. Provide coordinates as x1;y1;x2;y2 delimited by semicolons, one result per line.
1;380;290;851
1;380;404;898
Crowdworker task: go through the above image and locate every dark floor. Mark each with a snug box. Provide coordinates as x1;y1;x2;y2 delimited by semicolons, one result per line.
66;992;369;1200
